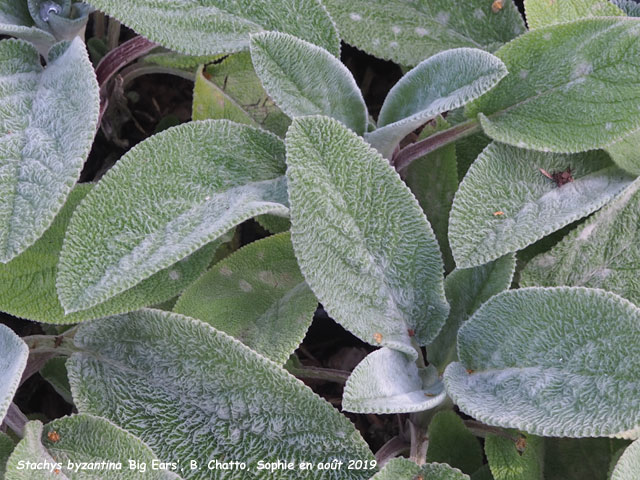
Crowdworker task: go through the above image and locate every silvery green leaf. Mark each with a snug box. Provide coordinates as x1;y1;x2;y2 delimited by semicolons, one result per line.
606;131;640;175
611;439;640;480
0;0;55;53
467;18;640;153
174;233;316;364
0;432;14;477
5;416;180;479
57;120;289;314
485;432;544;480
444;287;640;437
0;323;27;425
521;179;640;306
342;348;446;414
85;0;339;56
67;310;375;480
286;116;448;358
524;0;624;29
0;185;217;323
0;38;98;263
426;411;484;475
322;0;525;67
371;458;470;480
449;142;633;268
143;51;225;70
366;48;507;159
39;358;72;404
428;254;516;372
250;32;368;135
613;0;640;16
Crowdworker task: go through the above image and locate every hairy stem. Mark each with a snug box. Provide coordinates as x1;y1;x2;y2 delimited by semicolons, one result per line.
2;403;28;438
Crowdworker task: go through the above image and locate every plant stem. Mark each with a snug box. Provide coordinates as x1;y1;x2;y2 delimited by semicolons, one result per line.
2;403;28;438
463;419;518;442
393;119;480;171
106;17;121;51
286;365;350;384
408;419;428;465
375;435;410;467
22;331;77;356
96;36;157;89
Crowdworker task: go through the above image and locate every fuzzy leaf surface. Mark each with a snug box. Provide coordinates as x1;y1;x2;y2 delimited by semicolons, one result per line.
0;432;13;477
449;142;633;268
57;120;289;313
444;287;640;437
174;233;316;364
485;432;544;480
0;38;98;262
0;323;27;424
67;310;375;480
85;0;339;56
5;416;180;479
342;348;446;414
371;458;470;480
0;185;216;323
0;1;55;53
521;179;640;305
250;32;367;135
428;254;515;372
321;0;525;66
366;48;506;158
286;116;448;357
611;439;640;480
426;411;484;475
605;131;640;175
524;0;623;29
467;18;640;153
613;0;640;16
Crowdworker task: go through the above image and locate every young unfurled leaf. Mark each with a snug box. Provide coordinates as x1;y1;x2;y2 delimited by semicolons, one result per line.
444;287;640;437
611;439;640;480
485;432;544;480
322;0;525;66
342;348;446;414
366;48;506;159
371;458;470;480
426;411;484;475
0;1;55;54
467;18;640;153
522;179;640;306
57;120;289;314
524;0;623;29
250;32;368;135
174;233;316;364
0;323;28;424
449;142;633;268
286;116;448;358
84;0;339;56
67;310;375;480
5;416;179;479
428;254;516;372
0;38;98;263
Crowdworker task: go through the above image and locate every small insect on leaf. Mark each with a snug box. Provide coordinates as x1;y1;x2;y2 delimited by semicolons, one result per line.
515;435;527;454
539;167;574;187
492;0;504;12
373;332;383;344
47;430;61;443
493;211;505;216
54;469;61;475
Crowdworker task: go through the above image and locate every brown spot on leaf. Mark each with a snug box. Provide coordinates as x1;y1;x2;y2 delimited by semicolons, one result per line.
47;431;61;443
516;435;527;454
373;333;383;344
493;211;505;216
540;167;574;187
492;0;504;12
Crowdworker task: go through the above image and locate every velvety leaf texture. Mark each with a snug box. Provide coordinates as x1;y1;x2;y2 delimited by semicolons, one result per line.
286;116;448;358
428;254;516;372
521;179;640;306
611;439;640;480
85;0;339;56
67;310;375;480
0;185;217;323
0;323;28;424
613;0;640;16
444;287;640;437
426;411;484;475
174;233;316;364
524;0;624;29
605;131;640;176
342;348;446;414
371;458;470;480
57;120;289;313
366;48;506;159
449;142;633;268
321;0;525;66
250;32;367;135
0;2;55;55
485;432;544;480
5;416;180;479
467;18;640;153
0;37;98;262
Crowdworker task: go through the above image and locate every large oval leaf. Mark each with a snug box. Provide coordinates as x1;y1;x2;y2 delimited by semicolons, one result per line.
449;142;633;268
174;233;316;364
444;287;640;437
611;439;640;480
0;323;28;424
371;458;469;480
67;310;375;480
250;32;367;135
322;0;525;66
524;0;624;29
286;116;448;358
521;179;640;305
467;18;640;153
57;120;289;313
0;37;98;262
0;185;217;324
85;0;339;56
366;48;506;159
5;416;180;479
